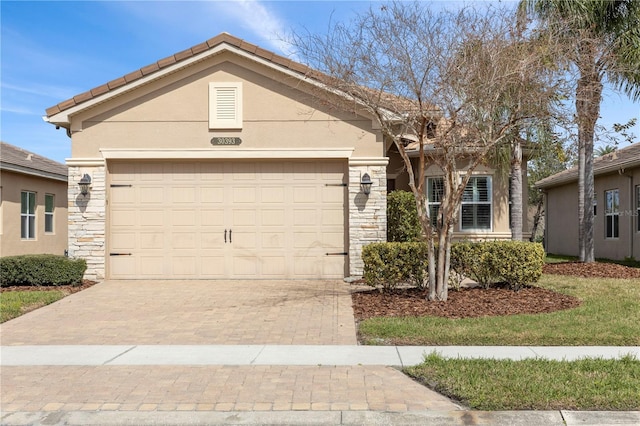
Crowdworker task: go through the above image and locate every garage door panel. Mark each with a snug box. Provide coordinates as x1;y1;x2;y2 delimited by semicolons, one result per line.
171;256;197;276
172;210;196;226
293;209;317;226
200;255;226;276
261;256;286;276
322;210;344;226
233;210;256;226
109;160;346;279
172;187;196;203
201;187;224;203
140;232;165;249
261;232;284;248
139;187;165;204
140;256;165;276
110;232;136;250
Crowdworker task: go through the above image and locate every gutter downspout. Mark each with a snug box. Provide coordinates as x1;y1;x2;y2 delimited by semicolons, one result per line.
619;169;633;260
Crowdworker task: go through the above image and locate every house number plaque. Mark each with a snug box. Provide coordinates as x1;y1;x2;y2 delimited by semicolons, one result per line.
211;137;242;146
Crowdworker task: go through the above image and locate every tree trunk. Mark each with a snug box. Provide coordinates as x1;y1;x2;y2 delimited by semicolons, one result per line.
530;196;544;243
575;45;601;263
510;140;523;240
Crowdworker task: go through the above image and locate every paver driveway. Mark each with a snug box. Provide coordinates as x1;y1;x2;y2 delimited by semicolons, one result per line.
0;280;357;345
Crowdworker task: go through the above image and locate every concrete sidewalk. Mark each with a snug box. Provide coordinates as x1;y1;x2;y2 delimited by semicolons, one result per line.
3;344;639;366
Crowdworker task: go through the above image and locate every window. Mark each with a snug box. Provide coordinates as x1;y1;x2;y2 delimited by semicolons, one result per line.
636;186;640;232
45;194;54;233
427;177;444;228
605;189;619;239
461;176;492;230
209;82;242;129
21;191;36;239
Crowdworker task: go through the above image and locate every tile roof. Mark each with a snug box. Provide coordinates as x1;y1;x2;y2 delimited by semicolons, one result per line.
0;141;68;181
45;33;315;118
44;32;425;121
536;142;640;188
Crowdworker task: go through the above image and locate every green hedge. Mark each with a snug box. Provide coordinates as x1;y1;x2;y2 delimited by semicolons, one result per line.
451;241;544;290
362;242;429;291
0;255;87;287
387;191;422;242
363;241;544;292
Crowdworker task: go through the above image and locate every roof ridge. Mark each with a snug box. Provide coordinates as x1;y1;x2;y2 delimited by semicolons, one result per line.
45;33;312;117
0;141;68;178
536;141;640;188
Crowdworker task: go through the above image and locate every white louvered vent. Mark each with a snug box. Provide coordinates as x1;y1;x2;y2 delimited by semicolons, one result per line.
209;83;242;129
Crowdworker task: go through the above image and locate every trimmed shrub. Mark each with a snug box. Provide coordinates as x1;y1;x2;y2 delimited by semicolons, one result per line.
362;242;429;292
387;191;422;242
450;241;544;290
0;255;87;287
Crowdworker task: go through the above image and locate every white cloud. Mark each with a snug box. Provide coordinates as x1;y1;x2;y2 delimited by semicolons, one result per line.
215;0;296;57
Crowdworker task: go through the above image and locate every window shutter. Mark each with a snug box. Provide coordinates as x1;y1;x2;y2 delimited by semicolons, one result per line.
209;83;242;129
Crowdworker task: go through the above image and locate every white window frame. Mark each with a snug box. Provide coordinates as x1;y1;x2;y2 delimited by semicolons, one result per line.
209;82;243;129
45;193;54;234
21;190;36;240
460;176;492;231
605;188;619;239
426;177;444;228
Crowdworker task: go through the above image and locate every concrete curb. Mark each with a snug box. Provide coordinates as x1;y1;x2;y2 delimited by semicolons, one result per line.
2;410;639;426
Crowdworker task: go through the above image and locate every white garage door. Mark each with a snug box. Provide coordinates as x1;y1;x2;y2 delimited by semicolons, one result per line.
107;160;347;279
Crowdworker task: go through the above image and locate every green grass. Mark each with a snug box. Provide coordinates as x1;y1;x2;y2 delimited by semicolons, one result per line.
358;274;640;345
0;290;66;323
405;353;640;410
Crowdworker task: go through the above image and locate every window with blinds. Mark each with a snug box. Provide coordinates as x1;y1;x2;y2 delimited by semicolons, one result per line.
427;177;444;228
461;176;492;230
209;82;242;129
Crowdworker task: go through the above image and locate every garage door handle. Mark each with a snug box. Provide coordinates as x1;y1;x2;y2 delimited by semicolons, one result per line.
326;252;348;256
110;253;132;256
224;229;227;243
229;230;232;243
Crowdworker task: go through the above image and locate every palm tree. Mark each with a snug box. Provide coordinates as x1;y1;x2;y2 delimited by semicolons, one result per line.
519;0;640;262
595;144;617;157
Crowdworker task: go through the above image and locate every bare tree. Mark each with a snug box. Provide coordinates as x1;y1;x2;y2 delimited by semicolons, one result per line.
291;2;559;300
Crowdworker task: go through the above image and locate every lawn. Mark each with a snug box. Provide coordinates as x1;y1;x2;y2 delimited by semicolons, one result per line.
405;352;640;410
358;274;640;346
0;290;67;323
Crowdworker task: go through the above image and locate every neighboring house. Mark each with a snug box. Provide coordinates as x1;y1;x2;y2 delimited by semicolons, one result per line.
536;142;640;261
44;33;526;281
0;142;68;257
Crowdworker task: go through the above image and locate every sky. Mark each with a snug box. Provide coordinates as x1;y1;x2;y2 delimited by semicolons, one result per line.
1;0;639;164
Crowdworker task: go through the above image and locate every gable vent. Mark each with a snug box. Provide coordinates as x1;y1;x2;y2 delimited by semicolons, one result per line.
209;82;242;129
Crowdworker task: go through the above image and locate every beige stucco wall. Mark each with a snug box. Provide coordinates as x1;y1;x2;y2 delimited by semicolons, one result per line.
69;53;383;159
544;167;640;260
0;170;68;257
388;153;526;240
61;50;388;279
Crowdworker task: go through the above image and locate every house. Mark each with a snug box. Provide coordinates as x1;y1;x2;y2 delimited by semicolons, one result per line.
0;141;68;257
536;142;640;260
44;33;524;281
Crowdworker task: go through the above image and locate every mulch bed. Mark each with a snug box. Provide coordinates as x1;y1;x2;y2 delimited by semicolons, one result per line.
353;261;639;321
0;280;98;294
352;284;581;320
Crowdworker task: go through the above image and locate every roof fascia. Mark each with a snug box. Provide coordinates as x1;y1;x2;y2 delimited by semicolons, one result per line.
0;162;68;182
45;42;392;127
536;158;640;189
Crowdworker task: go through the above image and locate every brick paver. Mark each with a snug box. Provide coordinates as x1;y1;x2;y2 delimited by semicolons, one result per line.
0;280;357;345
0;365;459;413
0;280;463;414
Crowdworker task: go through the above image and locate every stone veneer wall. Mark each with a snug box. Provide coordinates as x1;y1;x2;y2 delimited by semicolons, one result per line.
348;159;388;277
67;163;106;281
